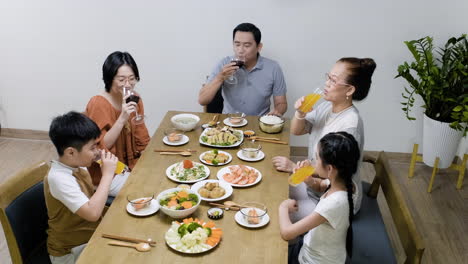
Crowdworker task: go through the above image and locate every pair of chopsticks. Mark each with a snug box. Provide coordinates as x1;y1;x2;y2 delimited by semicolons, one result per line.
154;149;197;153
250;137;288;145
102;234;156;246
209;202;246;210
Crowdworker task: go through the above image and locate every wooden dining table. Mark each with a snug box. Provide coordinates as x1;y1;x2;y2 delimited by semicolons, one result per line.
77;111;290;264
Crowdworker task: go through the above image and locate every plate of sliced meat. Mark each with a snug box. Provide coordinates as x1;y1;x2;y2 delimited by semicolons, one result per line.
216;165;262;187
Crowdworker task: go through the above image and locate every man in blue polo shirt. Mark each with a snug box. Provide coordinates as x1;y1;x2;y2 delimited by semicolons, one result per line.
198;23;288;116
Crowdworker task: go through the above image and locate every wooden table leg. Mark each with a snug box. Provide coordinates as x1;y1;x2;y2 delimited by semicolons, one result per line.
427;157;440;193
409;144;419;178
456;154;467;189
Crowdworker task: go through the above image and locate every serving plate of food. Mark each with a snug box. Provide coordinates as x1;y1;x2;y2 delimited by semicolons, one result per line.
199;149;232;166
165;218;223;254
199;126;243;148
191;179;233;202
166;160;210;183
217;165;262;187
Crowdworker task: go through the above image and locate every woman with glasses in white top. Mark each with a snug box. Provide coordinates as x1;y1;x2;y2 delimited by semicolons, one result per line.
85;51;150;194
272;57;376;221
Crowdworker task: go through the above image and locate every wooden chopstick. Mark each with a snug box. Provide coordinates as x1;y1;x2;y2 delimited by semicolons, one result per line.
209;202;226;207
209;202;246;209
154;149;196;153
251;136;280;141
208;203;241;211
102;234;156;246
251;138;288;145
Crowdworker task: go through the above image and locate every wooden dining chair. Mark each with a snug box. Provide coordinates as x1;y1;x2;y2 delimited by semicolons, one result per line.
203;89;224;113
349;152;425;264
0;161;51;264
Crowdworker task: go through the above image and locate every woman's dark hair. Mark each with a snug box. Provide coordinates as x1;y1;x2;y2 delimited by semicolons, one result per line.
338;57;376;101
318;131;360;258
233;23;261;45
102;51;140;92
49;111;101;156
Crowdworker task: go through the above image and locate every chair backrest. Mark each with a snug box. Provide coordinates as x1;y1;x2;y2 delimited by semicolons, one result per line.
0;161;51;264
367;152;425;264
203;89;224;113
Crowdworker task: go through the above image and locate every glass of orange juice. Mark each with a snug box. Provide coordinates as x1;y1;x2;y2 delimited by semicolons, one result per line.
96;159;128;174
298;87;324;113
288;165;316;187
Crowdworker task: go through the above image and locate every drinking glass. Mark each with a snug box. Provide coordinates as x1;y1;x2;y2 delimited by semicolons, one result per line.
225;55;245;85
288;165;316;186
123;85;146;125
298;87;324;113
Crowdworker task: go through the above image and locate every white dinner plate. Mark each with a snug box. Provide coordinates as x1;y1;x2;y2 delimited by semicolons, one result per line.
223;118;248;127
165;221;220;254
199;128;244;148
166;161;210;183
234;209;270;228
191;179;233;202
199;150;233;166
163;135;189;146
236;150;265;162
216;165;262;187
126;198;159;216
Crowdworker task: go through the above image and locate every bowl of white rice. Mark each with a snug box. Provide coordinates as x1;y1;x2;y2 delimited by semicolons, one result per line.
258;115;285;134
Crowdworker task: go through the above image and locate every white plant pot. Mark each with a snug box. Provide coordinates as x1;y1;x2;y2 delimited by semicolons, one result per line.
422;114;463;168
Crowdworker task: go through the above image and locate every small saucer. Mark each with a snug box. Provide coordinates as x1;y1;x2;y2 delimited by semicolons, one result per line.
234;210;270;228
162;135;189;146
223;118;248;127
202;122;220;129
126;199;159;216
236;150;265;162
207;208;224;220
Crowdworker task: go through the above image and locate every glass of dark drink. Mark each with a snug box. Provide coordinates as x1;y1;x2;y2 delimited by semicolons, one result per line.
225;55;245;85
123;86;145;125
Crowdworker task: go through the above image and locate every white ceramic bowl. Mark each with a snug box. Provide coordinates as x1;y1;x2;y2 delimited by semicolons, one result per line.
171;114;200;131
258;115;285;134
156;188;201;219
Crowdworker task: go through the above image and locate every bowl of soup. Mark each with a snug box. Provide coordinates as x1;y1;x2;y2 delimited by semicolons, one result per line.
171;114;200;131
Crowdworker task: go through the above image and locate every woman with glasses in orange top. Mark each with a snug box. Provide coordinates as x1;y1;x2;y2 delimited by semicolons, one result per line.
272;57;376;221
85;51;150;194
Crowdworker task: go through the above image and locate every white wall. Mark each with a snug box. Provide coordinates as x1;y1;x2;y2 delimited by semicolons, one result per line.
0;0;467;155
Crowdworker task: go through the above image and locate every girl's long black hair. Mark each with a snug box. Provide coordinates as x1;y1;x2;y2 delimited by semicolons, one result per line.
318;132;360;258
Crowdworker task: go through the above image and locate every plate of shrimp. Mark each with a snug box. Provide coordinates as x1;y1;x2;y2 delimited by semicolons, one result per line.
216;165;262;187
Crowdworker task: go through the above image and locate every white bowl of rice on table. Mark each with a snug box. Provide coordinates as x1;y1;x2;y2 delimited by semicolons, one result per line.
258;115;285;134
171;114;200;131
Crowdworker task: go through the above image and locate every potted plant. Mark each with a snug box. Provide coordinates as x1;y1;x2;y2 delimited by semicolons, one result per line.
396;34;468;168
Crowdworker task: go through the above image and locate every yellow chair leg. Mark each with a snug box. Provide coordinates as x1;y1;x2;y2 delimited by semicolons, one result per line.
456;154;468;189
427;157;440;193
409;144;419;178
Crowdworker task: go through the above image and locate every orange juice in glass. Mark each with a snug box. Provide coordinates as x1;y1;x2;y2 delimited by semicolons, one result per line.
288;165;315;186
298;87;324;113
96;159;128;174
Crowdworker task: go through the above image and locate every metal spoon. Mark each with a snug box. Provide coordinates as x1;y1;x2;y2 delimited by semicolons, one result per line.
159;151;192;157
108;240;151;252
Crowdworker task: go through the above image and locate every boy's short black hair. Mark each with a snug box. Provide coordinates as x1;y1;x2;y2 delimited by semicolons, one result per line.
49;111;101;156
233;23;261;45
